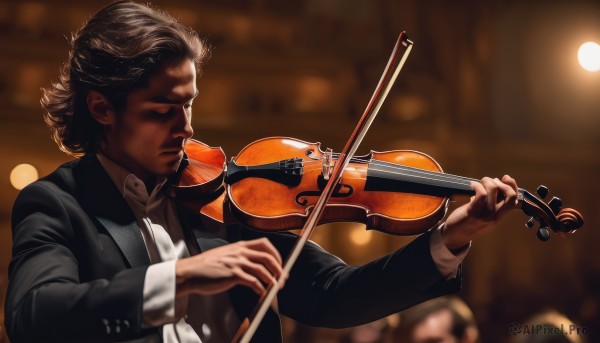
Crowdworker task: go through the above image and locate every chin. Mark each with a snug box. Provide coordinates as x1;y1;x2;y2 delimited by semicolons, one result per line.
159;157;183;175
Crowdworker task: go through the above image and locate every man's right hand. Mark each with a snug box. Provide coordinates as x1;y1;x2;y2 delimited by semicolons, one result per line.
175;237;285;297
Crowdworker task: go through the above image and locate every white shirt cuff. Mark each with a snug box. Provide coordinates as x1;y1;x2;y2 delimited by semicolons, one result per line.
429;224;470;279
142;260;177;328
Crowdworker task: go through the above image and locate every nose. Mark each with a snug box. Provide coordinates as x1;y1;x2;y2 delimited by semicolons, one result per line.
173;107;194;140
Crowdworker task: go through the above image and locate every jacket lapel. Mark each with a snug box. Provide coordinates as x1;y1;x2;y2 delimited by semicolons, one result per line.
74;154;150;268
95;217;151;268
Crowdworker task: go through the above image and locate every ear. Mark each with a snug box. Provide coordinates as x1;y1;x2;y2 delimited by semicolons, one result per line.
87;90;116;125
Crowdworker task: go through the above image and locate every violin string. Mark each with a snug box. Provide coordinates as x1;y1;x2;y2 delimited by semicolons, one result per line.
300;162;471;184
299;162;526;200
370;162;523;193
301;159;477;187
301;166;475;191
372;160;479;183
316;152;477;182
367;167;474;191
370;161;478;190
301;159;473;183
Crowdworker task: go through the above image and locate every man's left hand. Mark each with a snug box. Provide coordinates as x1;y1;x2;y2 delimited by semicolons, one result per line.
441;175;518;252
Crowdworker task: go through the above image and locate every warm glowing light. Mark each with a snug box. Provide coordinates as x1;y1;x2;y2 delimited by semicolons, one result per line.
10;164;39;190
282;138;307;149
349;226;373;246
578;42;600;72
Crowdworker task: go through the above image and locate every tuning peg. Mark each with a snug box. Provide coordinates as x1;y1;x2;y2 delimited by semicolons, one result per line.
561;222;573;233
536;185;549;199
548;196;562;215
525;217;535;228
537;227;550;241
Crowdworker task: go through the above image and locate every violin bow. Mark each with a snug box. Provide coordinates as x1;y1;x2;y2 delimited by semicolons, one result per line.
231;32;414;343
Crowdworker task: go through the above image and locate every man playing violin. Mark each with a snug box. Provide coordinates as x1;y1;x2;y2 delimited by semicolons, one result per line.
5;1;518;342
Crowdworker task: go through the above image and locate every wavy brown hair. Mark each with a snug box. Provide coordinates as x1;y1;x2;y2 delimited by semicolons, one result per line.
41;0;209;156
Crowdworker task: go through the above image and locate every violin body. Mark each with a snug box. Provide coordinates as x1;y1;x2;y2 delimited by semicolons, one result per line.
226;137;449;235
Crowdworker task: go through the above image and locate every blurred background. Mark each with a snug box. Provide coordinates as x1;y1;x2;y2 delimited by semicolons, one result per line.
1;0;599;342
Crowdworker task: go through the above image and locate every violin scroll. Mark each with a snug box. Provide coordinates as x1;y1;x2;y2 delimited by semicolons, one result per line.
519;185;584;241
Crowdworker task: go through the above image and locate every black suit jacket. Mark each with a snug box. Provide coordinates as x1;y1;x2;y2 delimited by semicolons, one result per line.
5;155;460;343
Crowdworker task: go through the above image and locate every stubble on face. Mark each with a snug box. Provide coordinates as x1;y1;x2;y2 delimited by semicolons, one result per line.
100;58;197;186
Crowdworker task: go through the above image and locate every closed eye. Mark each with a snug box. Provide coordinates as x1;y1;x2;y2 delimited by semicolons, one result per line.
149;108;174;120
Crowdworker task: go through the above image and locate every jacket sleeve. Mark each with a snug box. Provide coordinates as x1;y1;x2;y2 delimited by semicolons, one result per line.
255;229;462;328
5;181;155;343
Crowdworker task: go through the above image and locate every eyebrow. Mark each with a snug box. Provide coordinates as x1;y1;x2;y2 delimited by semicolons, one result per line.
150;90;199;105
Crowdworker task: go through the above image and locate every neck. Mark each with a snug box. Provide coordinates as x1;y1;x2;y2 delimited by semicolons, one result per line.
365;159;479;197
98;147;157;193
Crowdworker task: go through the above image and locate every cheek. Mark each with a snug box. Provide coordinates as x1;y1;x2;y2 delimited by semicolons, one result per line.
116;121;162;154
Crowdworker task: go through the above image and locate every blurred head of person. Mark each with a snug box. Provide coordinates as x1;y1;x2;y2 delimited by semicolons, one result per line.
396;296;479;343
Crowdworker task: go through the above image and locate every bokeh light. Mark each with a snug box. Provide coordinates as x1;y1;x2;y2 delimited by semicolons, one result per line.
10;164;39;190
349;225;373;246
578;41;600;72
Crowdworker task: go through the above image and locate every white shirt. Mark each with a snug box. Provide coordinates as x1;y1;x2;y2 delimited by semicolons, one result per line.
96;154;467;343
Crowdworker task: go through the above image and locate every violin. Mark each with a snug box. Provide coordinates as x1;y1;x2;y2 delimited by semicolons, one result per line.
172;137;584;241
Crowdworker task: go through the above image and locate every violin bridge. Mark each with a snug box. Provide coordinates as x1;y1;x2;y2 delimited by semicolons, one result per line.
322;148;334;180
